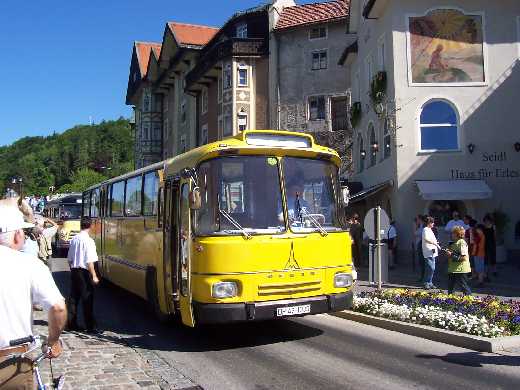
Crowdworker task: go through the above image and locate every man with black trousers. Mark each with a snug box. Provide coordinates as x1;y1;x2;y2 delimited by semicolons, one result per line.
67;216;100;333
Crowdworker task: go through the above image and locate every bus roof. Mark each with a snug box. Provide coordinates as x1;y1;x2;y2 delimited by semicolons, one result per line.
46;193;83;206
85;130;340;191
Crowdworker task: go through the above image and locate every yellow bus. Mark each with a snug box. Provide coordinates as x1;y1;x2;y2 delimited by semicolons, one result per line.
83;130;354;326
44;193;83;257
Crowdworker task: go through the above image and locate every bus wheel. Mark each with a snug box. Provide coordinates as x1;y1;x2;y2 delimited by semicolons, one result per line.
145;267;173;324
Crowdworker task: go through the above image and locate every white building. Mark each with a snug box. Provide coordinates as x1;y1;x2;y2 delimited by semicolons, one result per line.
342;0;520;259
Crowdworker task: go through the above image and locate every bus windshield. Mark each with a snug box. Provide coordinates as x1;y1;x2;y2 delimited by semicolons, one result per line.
282;157;342;233
196;156;285;235
60;204;82;220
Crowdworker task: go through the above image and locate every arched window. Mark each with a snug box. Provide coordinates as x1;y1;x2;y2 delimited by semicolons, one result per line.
369;123;377;167
358;133;365;173
383;118;391;159
420;100;459;151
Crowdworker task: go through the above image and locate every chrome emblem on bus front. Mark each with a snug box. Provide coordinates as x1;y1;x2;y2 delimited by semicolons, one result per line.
284;242;301;270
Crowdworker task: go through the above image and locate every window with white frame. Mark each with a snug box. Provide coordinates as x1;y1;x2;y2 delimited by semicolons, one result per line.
383;118;392;159
309;96;326;120
223;115;232;136
237;63;248;87
181;100;186;123
237;111;248;132
201;88;208;114
224;64;232;89
419;100;459;152
201;124;208;145
369;123;377;167
378;37;386;71
312;50;328;70
236;23;248;38
309;26;327;40
358;133;365;173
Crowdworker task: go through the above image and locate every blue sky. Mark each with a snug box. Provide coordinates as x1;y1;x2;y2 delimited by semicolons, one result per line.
0;0;317;147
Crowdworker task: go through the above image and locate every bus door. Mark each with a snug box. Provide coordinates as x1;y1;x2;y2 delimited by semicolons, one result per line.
100;186;108;269
162;178;179;314
178;181;195;327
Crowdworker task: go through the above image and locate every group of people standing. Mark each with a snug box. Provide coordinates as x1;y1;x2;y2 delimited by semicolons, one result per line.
0;198;100;388
414;210;498;294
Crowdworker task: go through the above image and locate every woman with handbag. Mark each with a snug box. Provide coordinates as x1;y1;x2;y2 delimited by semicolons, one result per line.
445;226;472;295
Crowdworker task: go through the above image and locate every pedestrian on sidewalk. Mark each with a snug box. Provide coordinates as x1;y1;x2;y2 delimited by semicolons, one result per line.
67;216;100;333
349;214;363;268
414;215;425;282
422;216;441;289
445;226;472;295
472;223;487;288
0;205;66;389
444;211;467;233
387;221;397;269
483;214;497;278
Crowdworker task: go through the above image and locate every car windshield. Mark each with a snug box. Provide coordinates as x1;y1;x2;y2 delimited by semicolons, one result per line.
60;204;82;220
196;156;285;236
282;157;342;233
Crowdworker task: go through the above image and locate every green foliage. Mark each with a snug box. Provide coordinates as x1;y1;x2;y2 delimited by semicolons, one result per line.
58;168;107;193
0;118;134;196
369;71;387;105
492;209;510;245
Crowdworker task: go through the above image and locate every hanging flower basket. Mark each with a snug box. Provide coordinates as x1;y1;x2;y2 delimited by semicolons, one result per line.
349;102;362;128
370;71;387;106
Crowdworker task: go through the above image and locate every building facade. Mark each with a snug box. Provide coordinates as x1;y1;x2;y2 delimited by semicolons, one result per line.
272;0;354;173
344;0;520;257
126;42;163;169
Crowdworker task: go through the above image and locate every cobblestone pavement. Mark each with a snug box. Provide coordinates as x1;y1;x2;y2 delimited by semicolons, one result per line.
33;310;201;390
33;257;203;390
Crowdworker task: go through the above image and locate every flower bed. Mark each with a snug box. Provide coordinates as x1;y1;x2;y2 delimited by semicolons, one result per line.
353;289;520;338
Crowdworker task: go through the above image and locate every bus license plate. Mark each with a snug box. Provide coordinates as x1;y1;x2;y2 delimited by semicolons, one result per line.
276;304;311;317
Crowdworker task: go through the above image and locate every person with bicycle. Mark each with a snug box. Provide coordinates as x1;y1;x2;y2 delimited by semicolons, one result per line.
0;205;67;389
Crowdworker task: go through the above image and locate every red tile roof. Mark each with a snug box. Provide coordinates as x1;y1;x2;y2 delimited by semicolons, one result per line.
167;22;219;47
275;0;349;31
135;41;161;77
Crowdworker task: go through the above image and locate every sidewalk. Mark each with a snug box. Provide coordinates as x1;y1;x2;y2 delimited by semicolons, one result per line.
355;259;520;299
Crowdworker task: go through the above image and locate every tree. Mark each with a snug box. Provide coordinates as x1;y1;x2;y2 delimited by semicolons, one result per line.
58;168;107;193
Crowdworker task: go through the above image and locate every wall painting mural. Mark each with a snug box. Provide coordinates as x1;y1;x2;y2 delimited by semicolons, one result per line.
409;9;485;84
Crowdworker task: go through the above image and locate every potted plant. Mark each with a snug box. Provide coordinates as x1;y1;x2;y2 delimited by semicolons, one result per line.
349;102;362;128
492;209;510;263
370;71;387;106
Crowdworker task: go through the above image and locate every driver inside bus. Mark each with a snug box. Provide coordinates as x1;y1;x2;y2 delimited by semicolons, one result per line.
278;179;309;226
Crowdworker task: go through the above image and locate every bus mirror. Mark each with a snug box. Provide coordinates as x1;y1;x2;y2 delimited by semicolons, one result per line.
341;187;350;208
189;187;202;210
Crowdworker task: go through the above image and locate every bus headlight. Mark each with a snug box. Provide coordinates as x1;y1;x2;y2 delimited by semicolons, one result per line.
334;273;353;288
212;282;238;299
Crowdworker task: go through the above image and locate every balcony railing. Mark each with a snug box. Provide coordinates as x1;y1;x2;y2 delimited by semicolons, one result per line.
186;37;268;89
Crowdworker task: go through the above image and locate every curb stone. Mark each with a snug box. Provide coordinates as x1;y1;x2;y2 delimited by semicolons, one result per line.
332;310;520;353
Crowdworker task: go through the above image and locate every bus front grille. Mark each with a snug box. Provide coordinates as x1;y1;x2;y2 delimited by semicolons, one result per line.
257;280;322;296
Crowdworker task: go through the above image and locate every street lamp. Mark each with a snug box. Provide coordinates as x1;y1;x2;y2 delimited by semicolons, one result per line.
11;176;23;197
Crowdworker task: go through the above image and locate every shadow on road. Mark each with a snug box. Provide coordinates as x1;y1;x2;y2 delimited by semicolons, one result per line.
416;352;520;367
52;265;324;353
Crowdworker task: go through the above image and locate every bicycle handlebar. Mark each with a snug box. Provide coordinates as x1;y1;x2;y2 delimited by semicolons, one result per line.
9;336;35;346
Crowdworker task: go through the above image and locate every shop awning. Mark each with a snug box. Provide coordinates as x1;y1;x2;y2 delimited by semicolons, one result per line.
416;180;492;200
349;180;393;204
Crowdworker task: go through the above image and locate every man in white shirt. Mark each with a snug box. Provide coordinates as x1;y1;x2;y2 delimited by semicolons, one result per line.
0;205;66;389
444;211;468;232
422;216;442;289
67;216;100;333
387;221;397;268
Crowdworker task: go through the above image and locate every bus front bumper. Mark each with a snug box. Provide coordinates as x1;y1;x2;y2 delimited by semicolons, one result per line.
193;290;353;324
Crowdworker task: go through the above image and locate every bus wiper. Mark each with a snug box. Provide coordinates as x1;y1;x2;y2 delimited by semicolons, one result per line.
299;207;328;237
218;207;252;240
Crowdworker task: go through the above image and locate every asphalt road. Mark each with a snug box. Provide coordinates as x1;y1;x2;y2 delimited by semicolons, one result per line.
51;258;520;390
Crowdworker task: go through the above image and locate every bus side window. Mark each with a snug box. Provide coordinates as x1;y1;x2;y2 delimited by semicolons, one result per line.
111;181;125;217
91;188;100;218
143;171;159;217
83;192;91;217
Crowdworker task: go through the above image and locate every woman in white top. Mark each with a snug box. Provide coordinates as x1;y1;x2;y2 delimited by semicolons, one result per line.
422;216;441;289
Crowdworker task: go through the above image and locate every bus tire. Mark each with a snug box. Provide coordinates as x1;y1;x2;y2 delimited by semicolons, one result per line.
145;267;172;323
